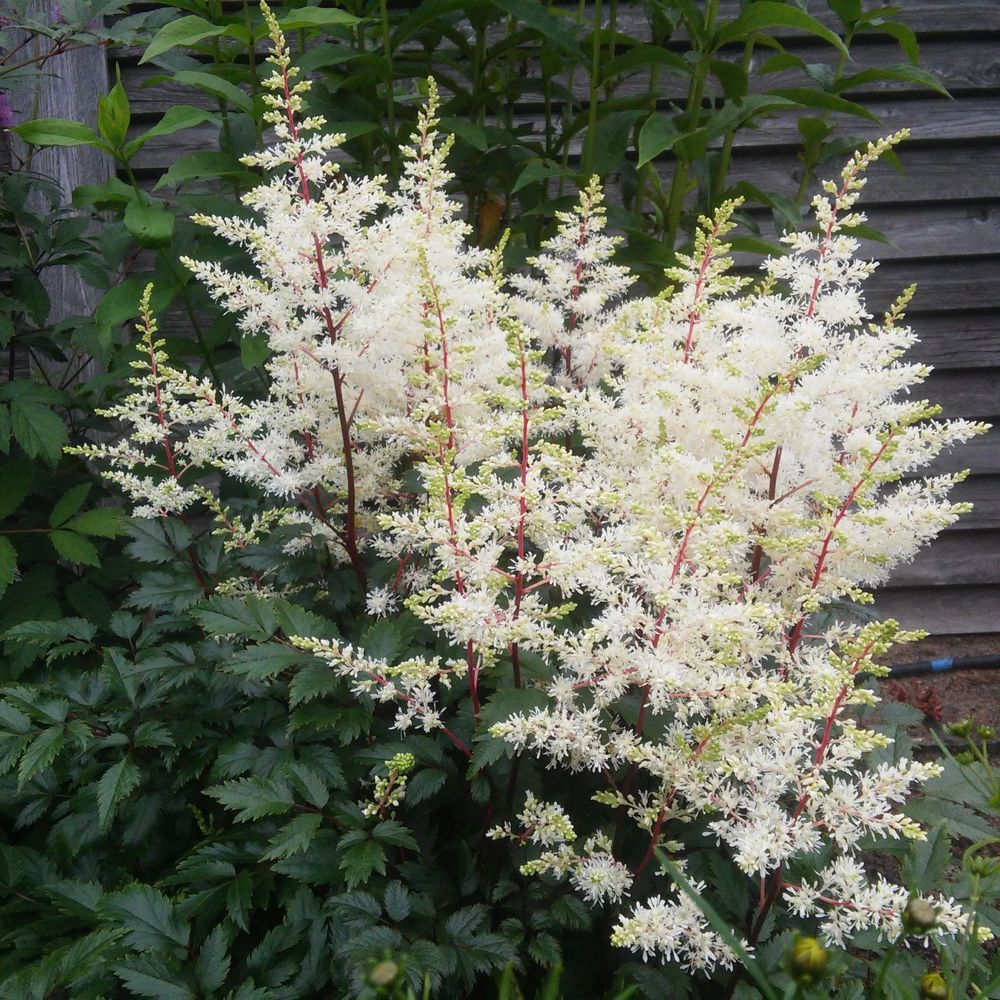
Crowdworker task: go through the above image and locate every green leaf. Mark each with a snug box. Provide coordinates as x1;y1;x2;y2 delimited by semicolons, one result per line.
99;884;190;954
9;400;68;466
206;776;295;822
338;835;387;889
440;117;488;152
289;661;338;708
98;73;131;148
373;820;418;850
13;118;104;148
512;159;568;195
0;456;33;519
66;507;127;538
194;925;230;993
115;958;195;1000
278;6;360;30
192;596;277;640
637;113;680;168
140;16;227;64
261;813;322;861
124;200;175;248
0;537;16;599
124;106;213;159
902;822;950;892
50;530;101;567
226;643;304;680
49;483;91;528
715;2;850;59
226;871;252;931
98;756;141;831
172;69;252;113
837;64;950;100
17;724;64;786
492;0;582;56
765;87;880;122
590;110;643;176
383;881;410;922
127;570;203;612
155;151;250;190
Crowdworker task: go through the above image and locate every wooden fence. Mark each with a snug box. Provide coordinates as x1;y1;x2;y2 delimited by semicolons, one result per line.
18;0;1000;633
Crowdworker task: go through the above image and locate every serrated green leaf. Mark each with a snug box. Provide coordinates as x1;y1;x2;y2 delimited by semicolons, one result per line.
192;596;277;640
99;884;191;954
48;483;91;527
338;837;387;889
17;724;64;787
127;570;203;612
206;776;294;822
289;661;338;708
9;400;67;466
50;529;101;567
65;506;127;538
124;106;213;160
226;870;252;931
98;756;141;831
374;820;418;850
194;925;230;993
383;881;410;922
115;957;195;999
262;812;322;861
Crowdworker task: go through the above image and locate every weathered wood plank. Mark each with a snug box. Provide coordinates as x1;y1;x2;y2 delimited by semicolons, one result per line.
920;369;999;421
727;143;1000;207
944;477;1000;531
886;531;1000;587
905;314;1000;370
873;586;1000;634
925;430;1000;477
862;259;1000;314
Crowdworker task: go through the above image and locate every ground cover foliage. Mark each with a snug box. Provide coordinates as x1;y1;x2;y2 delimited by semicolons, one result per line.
2;1;1000;998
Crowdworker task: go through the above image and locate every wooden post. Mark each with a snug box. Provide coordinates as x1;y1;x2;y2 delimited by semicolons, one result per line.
8;1;112;383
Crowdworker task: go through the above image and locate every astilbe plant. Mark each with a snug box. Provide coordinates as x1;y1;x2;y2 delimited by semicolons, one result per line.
73;2;991;983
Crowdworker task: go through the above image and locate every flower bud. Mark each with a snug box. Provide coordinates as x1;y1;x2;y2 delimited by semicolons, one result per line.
944;720;972;739
954;751;974;766
919;972;951;1000
977;725;994;741
903;899;938;933
968;855;1000;878
368;960;399;987
789;936;828;984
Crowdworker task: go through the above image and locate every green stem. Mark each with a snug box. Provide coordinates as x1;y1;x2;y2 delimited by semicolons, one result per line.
663;0;719;256
713;37;755;204
559;0;588;197
379;0;398;178
581;0;604;177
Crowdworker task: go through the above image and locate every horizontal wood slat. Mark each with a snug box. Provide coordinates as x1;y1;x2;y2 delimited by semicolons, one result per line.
874;586;999;634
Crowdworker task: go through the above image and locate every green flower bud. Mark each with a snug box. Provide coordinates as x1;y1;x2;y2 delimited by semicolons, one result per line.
977;725;994;741
944;720;972;739
903;899;938;933
919;971;951;1000
968;855;1000;878
387;752;416;775
789;936;828;984
368;960;400;987
954;751;975;766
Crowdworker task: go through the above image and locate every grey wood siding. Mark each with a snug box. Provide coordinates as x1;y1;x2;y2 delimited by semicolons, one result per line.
107;0;997;632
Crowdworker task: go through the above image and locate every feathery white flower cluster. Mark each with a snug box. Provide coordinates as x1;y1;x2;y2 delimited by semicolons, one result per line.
82;4;990;973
